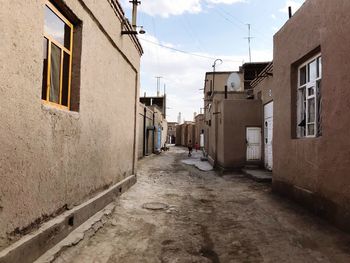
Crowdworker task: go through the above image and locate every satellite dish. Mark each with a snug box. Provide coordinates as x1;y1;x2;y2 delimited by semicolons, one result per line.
227;73;241;92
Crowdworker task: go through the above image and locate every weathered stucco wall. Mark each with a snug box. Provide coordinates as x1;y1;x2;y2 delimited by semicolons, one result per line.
253;75;274;105
205;72;244;93
220;100;262;169
137;104;154;158
0;0;141;246
273;0;350;230
194;114;204;146
175;125;182;146
252;69;274;166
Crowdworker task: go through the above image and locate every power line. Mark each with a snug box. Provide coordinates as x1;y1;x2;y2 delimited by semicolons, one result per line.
138;37;242;62
215;6;272;40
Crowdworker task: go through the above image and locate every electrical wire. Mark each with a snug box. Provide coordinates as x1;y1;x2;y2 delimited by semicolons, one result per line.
139;37;242;62
215;6;272;41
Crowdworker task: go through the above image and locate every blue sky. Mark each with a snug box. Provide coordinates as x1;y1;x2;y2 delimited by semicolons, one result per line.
120;0;305;122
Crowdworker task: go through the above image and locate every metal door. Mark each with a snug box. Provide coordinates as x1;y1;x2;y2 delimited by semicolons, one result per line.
246;127;262;161
264;102;273;170
157;127;162;150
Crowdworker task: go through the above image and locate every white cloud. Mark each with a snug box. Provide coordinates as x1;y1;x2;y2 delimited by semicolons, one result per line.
271;14;276;20
121;0;246;18
279;0;304;14
139;35;272;122
206;0;246;4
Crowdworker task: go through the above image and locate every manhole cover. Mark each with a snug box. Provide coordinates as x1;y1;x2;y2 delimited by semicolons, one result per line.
142;202;169;211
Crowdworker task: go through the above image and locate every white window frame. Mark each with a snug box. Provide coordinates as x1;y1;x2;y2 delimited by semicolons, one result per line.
297;53;322;138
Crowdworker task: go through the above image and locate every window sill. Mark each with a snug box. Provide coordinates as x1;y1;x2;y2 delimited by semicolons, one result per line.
41;102;80;119
292;136;322;141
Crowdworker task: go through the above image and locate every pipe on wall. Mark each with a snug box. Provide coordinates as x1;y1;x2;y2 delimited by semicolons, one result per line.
143;107;146;156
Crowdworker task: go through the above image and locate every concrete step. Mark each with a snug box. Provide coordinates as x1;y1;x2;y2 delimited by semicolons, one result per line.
244;164;261;170
242;168;272;183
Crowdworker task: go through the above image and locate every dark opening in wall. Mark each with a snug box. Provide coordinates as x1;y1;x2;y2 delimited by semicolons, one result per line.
68;215;74;226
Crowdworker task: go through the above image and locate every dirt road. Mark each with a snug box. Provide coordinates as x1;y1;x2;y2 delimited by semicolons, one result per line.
54;147;350;263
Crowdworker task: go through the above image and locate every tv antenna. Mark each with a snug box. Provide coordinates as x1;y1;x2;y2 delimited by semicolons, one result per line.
244;24;254;62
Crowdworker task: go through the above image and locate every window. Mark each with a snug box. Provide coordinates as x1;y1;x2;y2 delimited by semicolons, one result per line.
42;1;73;109
297;54;322;138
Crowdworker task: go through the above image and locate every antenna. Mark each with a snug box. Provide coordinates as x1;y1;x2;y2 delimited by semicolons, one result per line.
244;24;254;63
155;76;162;97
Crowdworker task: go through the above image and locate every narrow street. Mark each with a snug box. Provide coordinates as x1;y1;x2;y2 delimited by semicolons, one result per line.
54;148;350;263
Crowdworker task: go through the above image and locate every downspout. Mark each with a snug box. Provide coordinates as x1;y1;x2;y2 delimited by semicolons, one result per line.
132;73;138;175
214;101;218;167
152;112;155;153
143;107;146;156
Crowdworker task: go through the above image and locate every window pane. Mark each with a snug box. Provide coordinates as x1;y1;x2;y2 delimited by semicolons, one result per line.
308;86;314;96
42;38;49;100
317;57;322;78
61;52;70;106
317;80;322;136
49;43;61;104
44;6;71;49
300;66;306;86
307;98;315;123
308;60;317;81
297;88;306;137
307;124;315;136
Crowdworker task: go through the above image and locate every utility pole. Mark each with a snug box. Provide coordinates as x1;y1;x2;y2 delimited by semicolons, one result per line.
130;0;141;30
244;24;254;63
155;76;162;97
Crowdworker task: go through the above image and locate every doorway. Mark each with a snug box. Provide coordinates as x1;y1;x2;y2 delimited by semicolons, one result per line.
264;102;273;170
246;127;262;161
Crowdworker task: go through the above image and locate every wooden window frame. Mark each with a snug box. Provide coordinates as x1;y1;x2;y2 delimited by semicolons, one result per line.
297;53;322;138
43;1;74;110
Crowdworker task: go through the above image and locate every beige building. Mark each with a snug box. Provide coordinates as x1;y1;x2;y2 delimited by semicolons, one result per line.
203;64;269;169
251;63;274;171
179;122;195;147
273;0;350;231
175;124;182;146
167;122;178;144
0;0;142;260
138;104;167;158
194;114;205;148
138;103;154;158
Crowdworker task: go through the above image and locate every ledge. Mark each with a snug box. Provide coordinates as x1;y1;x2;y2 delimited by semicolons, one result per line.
0;175;137;263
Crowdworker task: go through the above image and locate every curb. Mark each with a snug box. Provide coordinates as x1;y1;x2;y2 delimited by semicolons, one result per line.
0;175;136;263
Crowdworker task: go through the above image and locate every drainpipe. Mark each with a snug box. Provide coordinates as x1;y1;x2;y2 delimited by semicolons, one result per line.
143;107;146;156
214;102;218;167
152;112;155;153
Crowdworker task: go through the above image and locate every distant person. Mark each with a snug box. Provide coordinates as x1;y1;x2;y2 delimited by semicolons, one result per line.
194;142;199;152
187;140;193;157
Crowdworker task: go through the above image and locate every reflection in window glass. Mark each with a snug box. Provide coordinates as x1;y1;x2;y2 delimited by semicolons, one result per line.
300;66;306;86
44;6;71;49
49;43;61;104
308;86;314;96
308;60;317;81
307;98;315;123
307;124;315;136
317;57;322;78
317;80;322;136
61;52;70;106
42;38;49;100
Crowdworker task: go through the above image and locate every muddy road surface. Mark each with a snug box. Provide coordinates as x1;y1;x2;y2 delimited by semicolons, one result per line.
54;147;350;263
